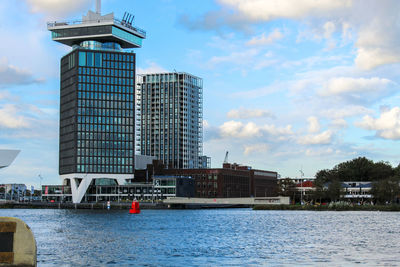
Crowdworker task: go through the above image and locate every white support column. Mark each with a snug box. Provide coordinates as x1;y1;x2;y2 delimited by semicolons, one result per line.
69;176;93;204
61;173;133;203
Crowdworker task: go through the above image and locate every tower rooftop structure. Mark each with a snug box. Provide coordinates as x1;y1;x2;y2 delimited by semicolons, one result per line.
47;9;146;49
48;1;145;203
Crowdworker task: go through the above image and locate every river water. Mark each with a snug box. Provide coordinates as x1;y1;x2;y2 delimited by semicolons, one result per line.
1;208;399;266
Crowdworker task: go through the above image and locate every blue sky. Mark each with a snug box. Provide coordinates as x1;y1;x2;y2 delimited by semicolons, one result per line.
1;0;400;187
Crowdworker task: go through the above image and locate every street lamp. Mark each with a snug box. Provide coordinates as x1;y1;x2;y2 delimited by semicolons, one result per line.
38;174;43;201
299;169;304;205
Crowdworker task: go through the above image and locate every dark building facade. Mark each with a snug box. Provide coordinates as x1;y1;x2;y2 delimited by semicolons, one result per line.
146;161;277;198
59;49;136;175
48;5;146;203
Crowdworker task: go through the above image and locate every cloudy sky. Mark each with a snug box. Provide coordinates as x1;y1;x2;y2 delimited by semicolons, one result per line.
1;0;400;186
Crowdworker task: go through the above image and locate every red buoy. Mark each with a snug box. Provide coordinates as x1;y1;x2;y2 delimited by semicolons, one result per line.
129;200;140;214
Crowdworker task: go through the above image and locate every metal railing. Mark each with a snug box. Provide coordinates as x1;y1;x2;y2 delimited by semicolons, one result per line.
47;18;146;38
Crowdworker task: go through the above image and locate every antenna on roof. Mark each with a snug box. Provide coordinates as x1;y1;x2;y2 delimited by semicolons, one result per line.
129;15;135;25
96;0;101;15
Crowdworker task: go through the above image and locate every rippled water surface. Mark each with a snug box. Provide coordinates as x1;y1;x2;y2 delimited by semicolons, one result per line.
1;209;400;266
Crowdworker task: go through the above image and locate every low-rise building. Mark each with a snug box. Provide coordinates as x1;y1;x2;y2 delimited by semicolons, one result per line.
41;176;195;202
159;162;278;198
342;181;372;200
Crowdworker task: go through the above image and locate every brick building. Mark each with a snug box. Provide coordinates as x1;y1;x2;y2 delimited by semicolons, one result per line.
145;161;277;198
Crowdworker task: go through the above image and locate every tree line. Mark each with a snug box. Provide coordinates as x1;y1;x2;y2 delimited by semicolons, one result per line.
279;157;400;204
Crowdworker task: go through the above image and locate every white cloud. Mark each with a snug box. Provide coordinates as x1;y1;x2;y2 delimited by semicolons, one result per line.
319;77;396;104
0;104;30;129
305;148;334;156
246;29;284;46
298;130;333;145
220;121;261;138
356;107;400;140
322;77;392;96
219;120;293;139
321;105;373;119
244;143;269;155
323;21;336;39
330;118;348;129
218;0;352;21
137;62;168;75
307;116;320;133
208;0;400;69
0;58;43;87
26;0;92;18
227;108;274;119
262;124;294;137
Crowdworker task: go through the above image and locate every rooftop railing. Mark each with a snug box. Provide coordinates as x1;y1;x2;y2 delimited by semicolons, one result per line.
47;18;146;38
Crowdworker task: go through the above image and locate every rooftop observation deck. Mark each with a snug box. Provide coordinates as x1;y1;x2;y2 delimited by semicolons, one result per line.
47;11;146;49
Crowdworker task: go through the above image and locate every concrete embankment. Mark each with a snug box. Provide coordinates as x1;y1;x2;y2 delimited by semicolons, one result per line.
0;196;290;210
0;202;167;210
253;204;400;211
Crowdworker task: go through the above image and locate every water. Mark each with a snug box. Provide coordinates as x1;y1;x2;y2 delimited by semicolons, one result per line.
1;209;399;266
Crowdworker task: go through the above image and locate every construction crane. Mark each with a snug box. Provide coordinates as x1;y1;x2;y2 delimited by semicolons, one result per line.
224;151;229;164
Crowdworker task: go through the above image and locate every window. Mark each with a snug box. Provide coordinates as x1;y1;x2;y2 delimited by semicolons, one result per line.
79;52;86;66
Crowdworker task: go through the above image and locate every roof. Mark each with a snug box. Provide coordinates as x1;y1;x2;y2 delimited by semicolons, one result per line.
296;180;314;187
47;11;146;49
0;149;20;169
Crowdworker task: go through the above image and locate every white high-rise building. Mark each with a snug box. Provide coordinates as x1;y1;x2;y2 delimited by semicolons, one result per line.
136;72;208;169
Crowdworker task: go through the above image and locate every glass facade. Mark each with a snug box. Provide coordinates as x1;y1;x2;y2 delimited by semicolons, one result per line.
59;47;135;175
136;73;203;169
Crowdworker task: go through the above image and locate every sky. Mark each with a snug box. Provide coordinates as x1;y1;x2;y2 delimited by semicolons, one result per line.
1;0;400;187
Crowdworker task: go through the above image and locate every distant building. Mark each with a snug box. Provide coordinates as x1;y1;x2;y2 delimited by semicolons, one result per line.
0;184;26;194
0;184;27;201
41;176;195;202
156;162;278;198
341;181;372;200
136;72;207;169
48;3;146;203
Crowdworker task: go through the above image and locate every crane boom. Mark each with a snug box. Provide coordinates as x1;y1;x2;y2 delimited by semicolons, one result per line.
224;151;229;163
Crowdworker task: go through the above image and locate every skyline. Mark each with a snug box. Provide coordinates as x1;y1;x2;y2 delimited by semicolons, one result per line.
1;0;400;187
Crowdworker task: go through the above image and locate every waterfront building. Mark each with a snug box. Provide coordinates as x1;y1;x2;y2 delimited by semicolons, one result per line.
150;161;278;198
48;2;146;203
0;184;27;201
341;181;373;200
136;72;209;169
41;176;194;202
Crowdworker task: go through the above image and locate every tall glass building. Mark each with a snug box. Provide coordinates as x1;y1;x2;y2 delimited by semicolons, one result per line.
48;4;145;203
136;72;209;169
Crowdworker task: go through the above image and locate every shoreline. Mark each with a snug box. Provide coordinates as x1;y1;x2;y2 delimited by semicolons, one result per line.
3;202;400;211
253;204;400;211
0;202;250;210
0;202;168;210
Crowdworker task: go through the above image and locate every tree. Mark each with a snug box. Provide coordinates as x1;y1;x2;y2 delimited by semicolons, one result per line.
317;157;395;182
277;178;297;202
371;176;400;204
326;180;343;202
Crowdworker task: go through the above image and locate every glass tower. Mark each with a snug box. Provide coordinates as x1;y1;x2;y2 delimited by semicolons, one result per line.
48;4;145;203
136;72;205;169
59;48;136;175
